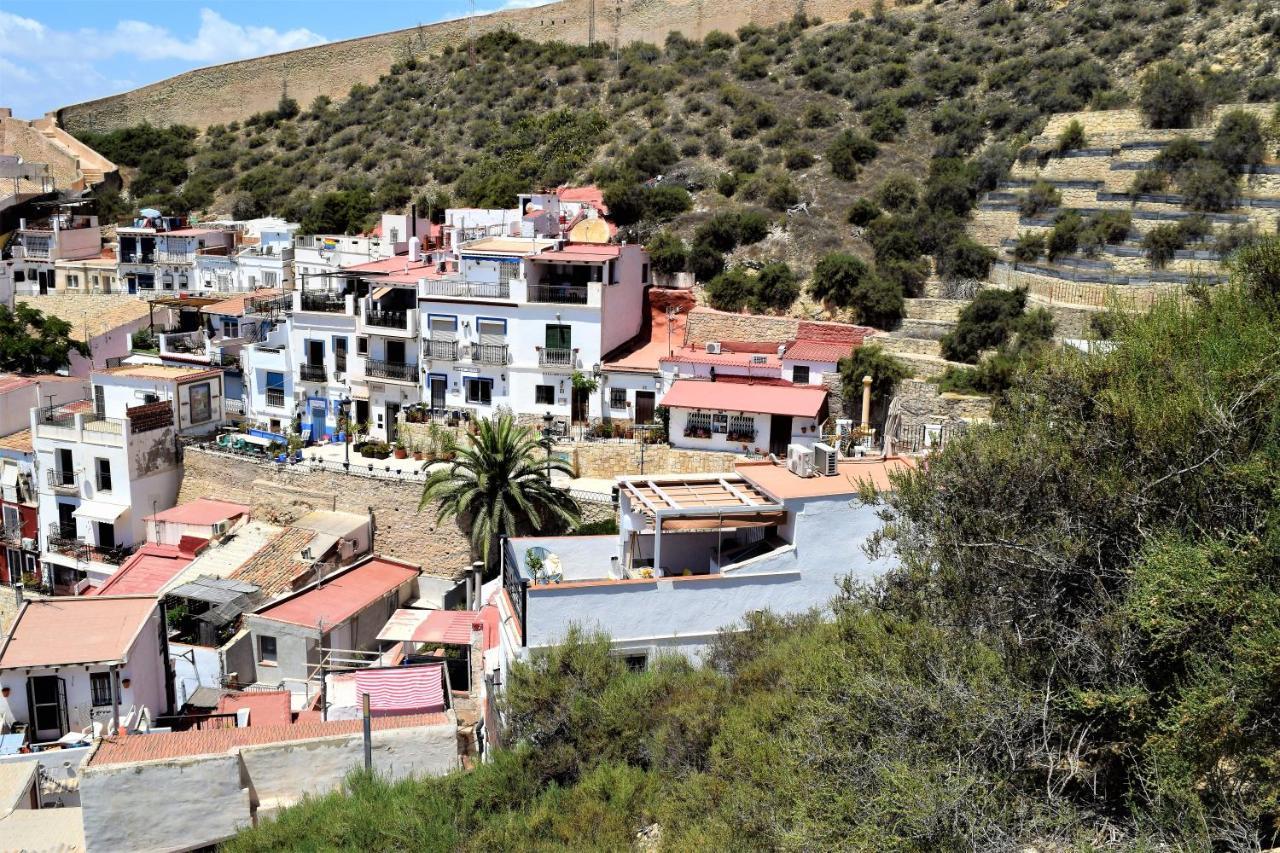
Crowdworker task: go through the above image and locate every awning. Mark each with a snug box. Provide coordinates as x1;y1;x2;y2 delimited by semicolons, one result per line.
372;285;392;300
659;511;787;531
354;664;445;715
377;608;477;645
73;500;127;523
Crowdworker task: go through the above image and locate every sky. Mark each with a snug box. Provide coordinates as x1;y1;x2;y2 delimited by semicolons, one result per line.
0;0;554;119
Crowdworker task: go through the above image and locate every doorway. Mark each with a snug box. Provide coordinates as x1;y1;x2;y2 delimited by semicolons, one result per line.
572;386;590;424
428;375;447;411
634;391;656;424
309;401;326;441
27;675;68;741
306;339;324;368
385;402;401;443
385;339;406;365
37;270;52;295
769;415;793;457
354;399;369;431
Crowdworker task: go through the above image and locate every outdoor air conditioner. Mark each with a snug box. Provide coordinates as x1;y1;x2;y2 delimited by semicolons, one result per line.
786;443;815;477
210;521;229;538
705;342;722;354
751;354;768;365
21;538;36;551
813;442;837;476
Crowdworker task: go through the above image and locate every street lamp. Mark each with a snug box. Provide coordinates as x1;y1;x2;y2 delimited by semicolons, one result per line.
541;410;554;480
340;397;352;469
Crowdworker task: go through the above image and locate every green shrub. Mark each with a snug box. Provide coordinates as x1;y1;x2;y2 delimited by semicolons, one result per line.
1020;181;1062;217
810;252;871;307
941;287;1029;363
1055;118;1088;153
704;267;753;311
749;262;800;312
1012;231;1045;262
1179;160;1237;212
646;231;688;275
1139;62;1206;128
688;240;725;281
864;101;907;141
1154;135;1204;172
1208;110;1265;171
1142;223;1185;267
1130;170;1168;194
725;145;762;173
784;148;815;170
1046;210;1084;259
874;174;919;214
847;198;882;226
827;130;879;180
937;236;995;282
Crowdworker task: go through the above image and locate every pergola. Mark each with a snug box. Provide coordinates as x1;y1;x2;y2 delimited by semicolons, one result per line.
618;475;786;573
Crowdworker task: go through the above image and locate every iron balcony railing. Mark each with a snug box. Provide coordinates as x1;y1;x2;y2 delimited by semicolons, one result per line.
539;347;575;368
265;389;286;409
419;279;510;299
365;359;418;382
46;468;78;494
1;523;22;545
163;331;206;354
299;363;327;382
425;339;458;361
364;309;408;329
474;343;509;365
299;293;348;313
528;283;589;305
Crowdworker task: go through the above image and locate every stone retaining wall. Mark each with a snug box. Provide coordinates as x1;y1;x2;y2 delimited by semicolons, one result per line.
989;265;1188;310
179;447;471;577
564;442;739;480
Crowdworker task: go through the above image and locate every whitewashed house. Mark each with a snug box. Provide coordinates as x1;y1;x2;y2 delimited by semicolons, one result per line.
31;365;226;590
496;456;912;664
117;214;236;297
0;595;171;743
8;212;103;297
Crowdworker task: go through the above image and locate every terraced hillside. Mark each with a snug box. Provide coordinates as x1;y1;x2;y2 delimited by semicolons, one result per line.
973;103;1280;312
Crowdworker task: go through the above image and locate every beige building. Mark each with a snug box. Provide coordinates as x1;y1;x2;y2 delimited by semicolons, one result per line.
55;251;119;294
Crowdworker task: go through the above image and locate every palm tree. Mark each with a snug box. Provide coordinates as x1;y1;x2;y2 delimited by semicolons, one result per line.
420;413;580;572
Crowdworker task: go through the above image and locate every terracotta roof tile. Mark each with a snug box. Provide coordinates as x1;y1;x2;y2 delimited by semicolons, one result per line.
0;429;33;453
253;558;419;629
89;712;450;765
228;527;317;597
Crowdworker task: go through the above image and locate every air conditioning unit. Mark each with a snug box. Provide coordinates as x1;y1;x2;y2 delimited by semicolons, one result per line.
813;442;837;476
210;521;229;538
750;354;768;365
705;342;722;354
21;538;36;551
786;443;815;477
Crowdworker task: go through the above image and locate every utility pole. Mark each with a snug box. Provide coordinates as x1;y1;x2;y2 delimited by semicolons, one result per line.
588;0;596;47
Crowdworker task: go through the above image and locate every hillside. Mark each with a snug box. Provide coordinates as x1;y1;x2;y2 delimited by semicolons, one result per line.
78;2;1279;343
225;240;1280;850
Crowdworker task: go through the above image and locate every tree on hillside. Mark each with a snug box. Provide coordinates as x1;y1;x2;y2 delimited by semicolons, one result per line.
0;305;90;373
420;414;579;572
1139;62;1206;128
838;344;910;420
940;287;1030;363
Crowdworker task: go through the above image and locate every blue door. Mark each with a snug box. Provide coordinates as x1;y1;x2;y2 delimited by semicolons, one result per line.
310;402;327;441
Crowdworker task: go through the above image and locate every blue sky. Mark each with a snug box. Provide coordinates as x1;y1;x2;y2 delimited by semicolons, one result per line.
0;1;553;119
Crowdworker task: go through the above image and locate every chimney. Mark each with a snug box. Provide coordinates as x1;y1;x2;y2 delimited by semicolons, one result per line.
409;236;420;263
409;204;417;239
860;375;873;433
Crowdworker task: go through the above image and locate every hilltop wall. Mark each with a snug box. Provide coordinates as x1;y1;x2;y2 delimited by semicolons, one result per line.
56;0;868;132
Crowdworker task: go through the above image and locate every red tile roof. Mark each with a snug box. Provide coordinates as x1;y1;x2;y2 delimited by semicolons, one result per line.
88;712;451;765
660;345;782;369
0;375;36;395
0;596;157;669
92;542;204;596
556;184;607;212
228;526;318;597
660;379;828;418
201;289;280;318
253;557;419;629
0;428;33;453
529;243;622;263
146;498;250;526
215;690;293;727
783;340;854;363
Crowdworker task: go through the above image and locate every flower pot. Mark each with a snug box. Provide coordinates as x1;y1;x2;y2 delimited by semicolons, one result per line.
393;447;408;459
413;451;424;461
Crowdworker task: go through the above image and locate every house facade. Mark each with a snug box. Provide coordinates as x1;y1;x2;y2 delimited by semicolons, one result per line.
117;214;236;297
8;213;103;297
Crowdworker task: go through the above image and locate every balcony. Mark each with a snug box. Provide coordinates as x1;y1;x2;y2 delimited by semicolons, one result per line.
46;468;79;495
363;308;408;329
538;347;576;370
1;523;23;546
298;292;349;313
419;278;510;300
45;525;136;566
299;363;328;382
425;339;458;361
474;343;509;366
266;388;287;409
528;283;589;305
160;329;208;358
365;359;418;383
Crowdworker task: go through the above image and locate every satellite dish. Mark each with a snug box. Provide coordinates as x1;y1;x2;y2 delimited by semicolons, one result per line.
569;218;609;244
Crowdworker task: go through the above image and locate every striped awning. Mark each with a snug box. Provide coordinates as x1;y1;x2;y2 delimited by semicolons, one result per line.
354;664;445;716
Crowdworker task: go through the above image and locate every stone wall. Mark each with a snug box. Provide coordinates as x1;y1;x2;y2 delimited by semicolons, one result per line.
683;306;871;348
56;0;872;132
179;447;472;578
565;441;739;479
0;585;20;634
885;379;991;450
989;264;1189;311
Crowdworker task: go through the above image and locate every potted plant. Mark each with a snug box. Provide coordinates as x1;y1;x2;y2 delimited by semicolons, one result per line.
286;432;304;463
412;440;424;462
393;441;409;460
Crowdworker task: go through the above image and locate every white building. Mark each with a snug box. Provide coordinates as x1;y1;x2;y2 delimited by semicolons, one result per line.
31;364;227;590
117;215;236;297
0;595;171;744
240;321;295;436
9;212;103;297
496;456;912;663
193;217;298;294
292;212;428;284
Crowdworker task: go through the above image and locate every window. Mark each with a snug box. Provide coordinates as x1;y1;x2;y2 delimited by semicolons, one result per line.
90;672;114;706
544;324;572;351
221;319;239;338
621;653;648;672
465;377;493;405
728;415;756;443
263;271;278;287
641;263;650;284
610;388;627;409
684;411;713;438
535;385;555;405
258;635;278;664
94;385;105;417
96;521;115;550
792;365;810;384
356;336;368;356
265;372;285;408
96;458;111;492
67;274;80;288
189;382;213;424
143;393;160;405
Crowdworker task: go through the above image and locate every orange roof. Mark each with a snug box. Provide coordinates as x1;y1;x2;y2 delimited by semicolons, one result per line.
0;428;33;453
604;288;695;373
253;557;419;628
201;288;280;318
736;456;917;500
215;690;293;726
0;596;157;669
229;526;318;596
0;375;36;395
556;184;607;212
660;345;782;369
784;340;853;363
146;497;251;526
529;243;622;263
660;379;828;418
89;712;450;765
377;608;479;646
93;543;203;596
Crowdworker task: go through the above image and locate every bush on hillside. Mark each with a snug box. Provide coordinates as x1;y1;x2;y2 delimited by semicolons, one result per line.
1208;110;1266;171
846;198;882;226
838;343;910;414
1020;181;1061;217
1139;62;1207;128
809;252;871;307
1012;231;1045;262
1046;210;1084;259
749;261;800;312
827;130;879;180
1055;119;1087;153
646;231;687;275
704;267;753;312
941;287;1030;363
687;240;725;281
1179;160;1237;212
874;174;919;214
937;236;995;283
1130;169;1168;194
